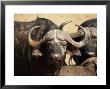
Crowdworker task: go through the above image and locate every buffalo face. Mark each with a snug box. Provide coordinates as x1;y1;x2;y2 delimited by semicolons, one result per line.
40;39;67;63
28;22;90;64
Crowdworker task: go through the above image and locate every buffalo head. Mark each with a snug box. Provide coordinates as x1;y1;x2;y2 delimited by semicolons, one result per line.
28;21;90;63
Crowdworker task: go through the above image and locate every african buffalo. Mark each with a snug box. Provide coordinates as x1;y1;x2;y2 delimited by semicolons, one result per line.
14;17;58;75
68;18;97;65
14;17;89;76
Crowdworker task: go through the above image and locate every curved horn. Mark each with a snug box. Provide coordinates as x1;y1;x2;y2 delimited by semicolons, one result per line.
28;26;41;47
59;21;72;30
64;24;90;48
69;27;97;38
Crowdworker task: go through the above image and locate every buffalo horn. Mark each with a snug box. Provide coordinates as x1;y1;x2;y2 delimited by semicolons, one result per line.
59;21;72;30
28;26;41;47
64;24;90;48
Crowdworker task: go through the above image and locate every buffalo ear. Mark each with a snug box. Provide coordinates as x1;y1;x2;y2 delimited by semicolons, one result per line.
67;45;81;56
73;49;81;56
32;49;42;56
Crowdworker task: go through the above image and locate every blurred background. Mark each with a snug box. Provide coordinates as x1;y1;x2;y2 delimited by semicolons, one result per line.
14;14;96;33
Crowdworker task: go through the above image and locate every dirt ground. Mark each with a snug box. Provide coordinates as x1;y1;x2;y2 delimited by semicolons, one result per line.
14;14;96;33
